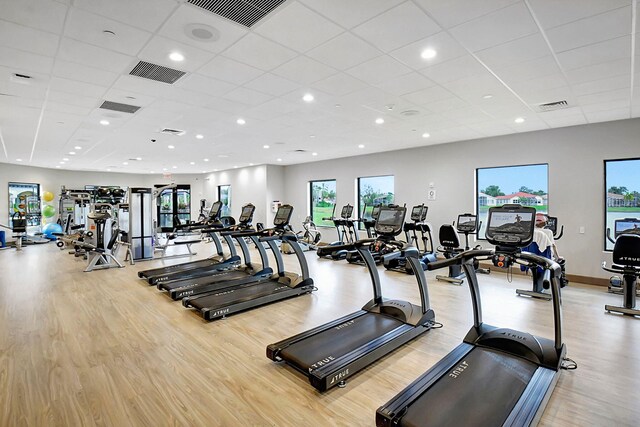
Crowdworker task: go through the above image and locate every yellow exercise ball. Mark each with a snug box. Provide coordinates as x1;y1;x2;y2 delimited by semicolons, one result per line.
43;191;55;202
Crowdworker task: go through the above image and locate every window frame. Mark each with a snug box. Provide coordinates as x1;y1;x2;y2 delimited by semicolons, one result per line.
603;157;640;251
356;175;395;230
217;185;231;217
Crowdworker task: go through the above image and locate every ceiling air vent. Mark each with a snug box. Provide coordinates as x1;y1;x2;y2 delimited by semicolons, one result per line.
187;0;286;28
536;100;569;112
160;128;186;136
129;61;186;84
100;101;141;114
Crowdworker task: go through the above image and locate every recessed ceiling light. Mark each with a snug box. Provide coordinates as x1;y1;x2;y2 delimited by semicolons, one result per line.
122;162;128;165
172;165;177;169
69;151;76;155
375;118;384;124
56;165;61;168
74;146;82;150
218;154;228;158
150;171;154;173
483;94;493;99
422;133;430;138
202;170;207;173
335;104;341;108
421;48;437;59
190;161;195;165
514;117;525;124
233;165;238;169
213;169;218;172
63;157;69;161
358;144;365;149
16;158;22;162
106;168;111;171
136;157;142;161
195;134;204;139
309;135;315;138
249;163;254;166
99;119;110;126
263;145;270;149
163;168;168;171
236;118;246;125
302;93;314;102
168;145;175;149
59;161;65;164
203;158;209;162
276;158;282;162
169;52;184;62
312;152;318;156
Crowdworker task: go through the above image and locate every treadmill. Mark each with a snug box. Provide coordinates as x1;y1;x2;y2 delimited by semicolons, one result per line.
145;204;256;286
377;204;573;427
267;205;436;392
182;204;315;321
137;201;228;281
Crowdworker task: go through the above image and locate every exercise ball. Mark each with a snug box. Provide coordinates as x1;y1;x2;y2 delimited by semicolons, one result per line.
43;191;55;202
42;223;63;239
43;205;56;218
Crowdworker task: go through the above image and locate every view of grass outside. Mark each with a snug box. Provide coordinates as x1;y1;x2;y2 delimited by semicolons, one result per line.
310;180;336;227
605;158;640;250
218;185;231;217
358;176;394;229
476;164;548;238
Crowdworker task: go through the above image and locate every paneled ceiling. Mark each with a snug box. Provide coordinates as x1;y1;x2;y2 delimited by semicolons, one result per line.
0;0;637;174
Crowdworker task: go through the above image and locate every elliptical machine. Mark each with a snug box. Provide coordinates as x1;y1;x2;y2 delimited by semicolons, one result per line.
436;213;489;285
603;218;640;316
316;204;357;260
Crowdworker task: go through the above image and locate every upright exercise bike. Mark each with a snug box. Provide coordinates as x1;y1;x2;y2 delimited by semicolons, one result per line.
603;217;640;316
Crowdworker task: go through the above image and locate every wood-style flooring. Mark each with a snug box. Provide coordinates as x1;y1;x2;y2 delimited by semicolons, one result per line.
0;241;638;426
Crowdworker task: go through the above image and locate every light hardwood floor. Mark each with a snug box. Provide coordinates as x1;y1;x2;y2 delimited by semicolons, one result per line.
1;241;638;426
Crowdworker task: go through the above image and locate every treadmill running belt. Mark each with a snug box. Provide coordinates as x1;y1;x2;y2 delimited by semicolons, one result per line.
400;347;538;427
161;269;251;291
188;280;286;310
280;313;404;371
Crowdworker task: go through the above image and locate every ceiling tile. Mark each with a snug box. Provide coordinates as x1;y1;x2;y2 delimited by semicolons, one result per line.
390;31;467;70
272;56;337;85
415;0;519;29
572;74;630;97
58;37;134;74
244;98;299;121
311;73;368;96
223;87;272;107
49;76;108;99
102;88;156;107
556;36;630;70
373;72;435;96
177;73;235;97
578;89;630;106
64;8;152;56
540;114;587;128
306;32;380;71
74;0;178;32
52;60;119;87
421;96;469;112
255;2;343;53
585;107;630;123
223;33;297;71
352;2;441;52
299;0;404;29
346;56;412;85
546;6;631;53
0;45;54;74
137;35;215;72
244;73;300;97
0;0;67;34
48;90;99;108
112;75;173;99
420;55;489;85
475;33;552;70
449;3;538;52
198;56;264;85
528;0;630;30
493;56;561;85
565;58;631;84
402;85;455;105
157;4;248;54
441;72;510;103
0;20;60;57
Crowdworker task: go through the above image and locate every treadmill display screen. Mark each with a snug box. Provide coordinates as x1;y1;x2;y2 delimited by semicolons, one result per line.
457;214;477;233
411;205;427;222
486;206;535;247
274;205;293;225
209;201;222;219
375;207;407;236
615;218;640;237
238;205;254;223
341;205;354;218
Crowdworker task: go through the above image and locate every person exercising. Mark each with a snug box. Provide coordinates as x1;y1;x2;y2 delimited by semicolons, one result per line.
534;213;568;286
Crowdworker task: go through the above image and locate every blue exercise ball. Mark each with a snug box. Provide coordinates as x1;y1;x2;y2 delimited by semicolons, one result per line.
42;223;63;240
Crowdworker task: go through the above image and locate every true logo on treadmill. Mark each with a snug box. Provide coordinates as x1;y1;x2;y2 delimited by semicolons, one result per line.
178;290;194;297
335;320;355;330
448;360;468;379
329;369;349;384
310;356;335;370
210;308;230;318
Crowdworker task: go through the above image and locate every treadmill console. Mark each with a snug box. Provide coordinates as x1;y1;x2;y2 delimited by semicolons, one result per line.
374;206;407;237
485;204;535;248
456;214;478;233
208;201;223;221
273;204;294;227
410;205;427;222
371;205;382;220
238;204;255;224
341;204;354;219
614;217;640;238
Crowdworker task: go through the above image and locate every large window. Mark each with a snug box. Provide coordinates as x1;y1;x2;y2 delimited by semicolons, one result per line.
218;185;231;217
476;164;548;238
310;180;336;227
358;175;394;228
8;182;41;229
605;158;640;250
155;184;191;231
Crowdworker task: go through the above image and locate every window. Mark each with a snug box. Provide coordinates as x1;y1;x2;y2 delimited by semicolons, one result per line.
476;164;548;238
309;180;336;227
218;185;231;217
357;175;394;228
604;158;640;251
155;184;191;232
8;182;41;228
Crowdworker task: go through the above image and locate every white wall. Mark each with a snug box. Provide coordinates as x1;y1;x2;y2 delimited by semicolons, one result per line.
0;163;204;238
283;118;640;280
265;165;285;226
